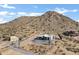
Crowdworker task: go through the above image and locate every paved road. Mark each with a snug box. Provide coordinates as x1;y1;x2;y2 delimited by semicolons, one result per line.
9;45;36;55
0;35;40;55
0;41;36;55
8;35;37;55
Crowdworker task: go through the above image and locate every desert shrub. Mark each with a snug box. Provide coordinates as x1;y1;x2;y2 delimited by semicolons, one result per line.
2;37;10;41
66;47;79;53
59;50;63;52
78;30;79;33
62;53;66;55
2;34;10;41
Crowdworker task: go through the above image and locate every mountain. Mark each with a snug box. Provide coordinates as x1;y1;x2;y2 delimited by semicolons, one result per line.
0;11;79;38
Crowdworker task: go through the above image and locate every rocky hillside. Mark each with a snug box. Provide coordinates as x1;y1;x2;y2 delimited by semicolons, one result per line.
0;11;79;38
0;11;79;55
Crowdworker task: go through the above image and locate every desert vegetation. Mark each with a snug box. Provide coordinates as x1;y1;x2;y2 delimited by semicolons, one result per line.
0;11;79;55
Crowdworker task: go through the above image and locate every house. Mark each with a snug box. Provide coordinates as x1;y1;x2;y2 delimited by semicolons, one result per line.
33;35;50;45
33;34;60;45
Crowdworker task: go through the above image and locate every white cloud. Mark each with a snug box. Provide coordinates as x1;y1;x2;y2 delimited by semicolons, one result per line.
0;11;43;16
0;11;16;16
0;4;16;9
17;12;43;16
28;13;43;16
9;12;16;15
0;11;8;16
75;20;79;22
0;11;16;24
17;12;27;15
0;18;7;24
54;8;78;14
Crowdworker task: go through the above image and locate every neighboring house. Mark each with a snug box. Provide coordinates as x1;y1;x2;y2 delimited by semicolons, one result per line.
62;30;79;41
10;36;20;48
62;30;79;37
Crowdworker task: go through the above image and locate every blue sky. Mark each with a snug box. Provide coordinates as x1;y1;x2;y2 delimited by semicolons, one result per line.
0;4;79;24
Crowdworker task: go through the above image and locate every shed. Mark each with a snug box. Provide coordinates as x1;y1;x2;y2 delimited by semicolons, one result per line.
10;36;20;48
